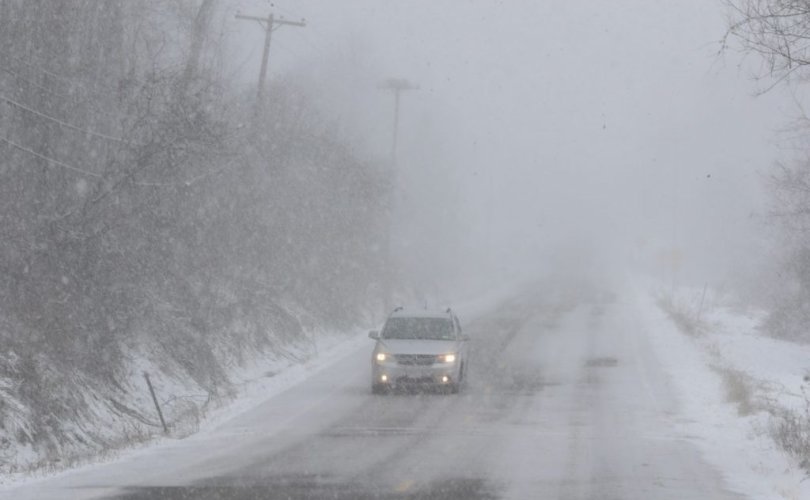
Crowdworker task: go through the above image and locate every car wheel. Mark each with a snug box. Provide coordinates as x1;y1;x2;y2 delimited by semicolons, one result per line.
372;383;387;395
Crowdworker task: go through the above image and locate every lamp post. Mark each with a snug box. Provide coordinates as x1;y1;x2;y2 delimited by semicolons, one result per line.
378;78;419;314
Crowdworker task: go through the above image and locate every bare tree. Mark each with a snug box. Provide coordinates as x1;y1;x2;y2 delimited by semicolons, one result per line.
0;0;389;471
181;0;218;98
725;0;810;89
726;1;810;338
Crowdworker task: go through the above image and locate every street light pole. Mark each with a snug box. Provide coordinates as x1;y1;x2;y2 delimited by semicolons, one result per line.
378;78;418;314
379;78;419;167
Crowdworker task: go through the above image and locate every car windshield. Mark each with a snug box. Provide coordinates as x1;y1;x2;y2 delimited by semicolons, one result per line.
382;317;455;340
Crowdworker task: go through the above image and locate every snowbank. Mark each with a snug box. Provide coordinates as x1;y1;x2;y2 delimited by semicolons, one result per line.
640;282;810;499
0;292;366;487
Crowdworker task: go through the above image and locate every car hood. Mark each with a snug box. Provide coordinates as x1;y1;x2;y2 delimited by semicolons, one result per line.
378;339;458;355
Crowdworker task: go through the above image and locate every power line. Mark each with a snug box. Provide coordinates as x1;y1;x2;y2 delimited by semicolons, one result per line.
268;38;301;59
133;157;238;188
297;30;330;56
0;51;120;98
0;51;139;125
0;63;126;123
226;44;259;81
133;131;253;188
0;64;71;100
0;135;101;178
1;128;245;187
1;93;134;145
2;128;245;188
1;52;73;87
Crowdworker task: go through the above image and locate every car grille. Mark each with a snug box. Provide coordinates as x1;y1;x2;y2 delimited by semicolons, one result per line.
394;354;437;366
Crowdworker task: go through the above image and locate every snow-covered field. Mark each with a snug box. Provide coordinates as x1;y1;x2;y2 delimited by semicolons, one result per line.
643;282;810;499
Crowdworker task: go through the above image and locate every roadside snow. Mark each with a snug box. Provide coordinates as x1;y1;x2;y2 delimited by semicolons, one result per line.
0;329;366;491
0;285;516;493
638;283;810;500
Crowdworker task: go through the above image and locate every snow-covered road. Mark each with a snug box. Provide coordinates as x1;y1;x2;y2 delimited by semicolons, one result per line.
3;287;746;499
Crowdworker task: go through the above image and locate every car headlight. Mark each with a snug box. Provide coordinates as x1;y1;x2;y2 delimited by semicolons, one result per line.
441;353;457;363
376;352;387;362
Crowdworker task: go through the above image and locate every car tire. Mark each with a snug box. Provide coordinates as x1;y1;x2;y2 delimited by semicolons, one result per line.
372;383;387;395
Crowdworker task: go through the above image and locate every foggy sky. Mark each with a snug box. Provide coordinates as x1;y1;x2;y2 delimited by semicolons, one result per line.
226;0;792;296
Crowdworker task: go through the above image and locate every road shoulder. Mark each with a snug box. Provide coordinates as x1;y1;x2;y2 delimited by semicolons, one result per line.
639;284;809;499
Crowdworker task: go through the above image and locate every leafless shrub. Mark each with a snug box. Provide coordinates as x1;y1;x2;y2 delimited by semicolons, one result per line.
714;366;758;416
769;387;810;472
656;294;707;337
760;245;810;343
165;398;203;439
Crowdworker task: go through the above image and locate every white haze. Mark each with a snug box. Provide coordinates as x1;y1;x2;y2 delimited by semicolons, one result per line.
228;0;791;298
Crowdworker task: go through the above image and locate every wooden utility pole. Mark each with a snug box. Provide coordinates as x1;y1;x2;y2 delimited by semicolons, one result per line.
236;11;306;105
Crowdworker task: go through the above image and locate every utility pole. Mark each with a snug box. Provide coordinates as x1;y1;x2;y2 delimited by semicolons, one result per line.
378;78;418;315
379;78;419;167
236;11;306;106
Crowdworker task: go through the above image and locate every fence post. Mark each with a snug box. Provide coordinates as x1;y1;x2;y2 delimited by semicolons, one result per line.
143;372;168;435
696;282;708;323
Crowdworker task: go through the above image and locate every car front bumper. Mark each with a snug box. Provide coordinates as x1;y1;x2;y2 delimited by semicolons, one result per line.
372;361;459;387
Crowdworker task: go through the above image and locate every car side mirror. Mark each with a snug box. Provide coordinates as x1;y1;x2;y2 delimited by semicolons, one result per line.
368;330;380;340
